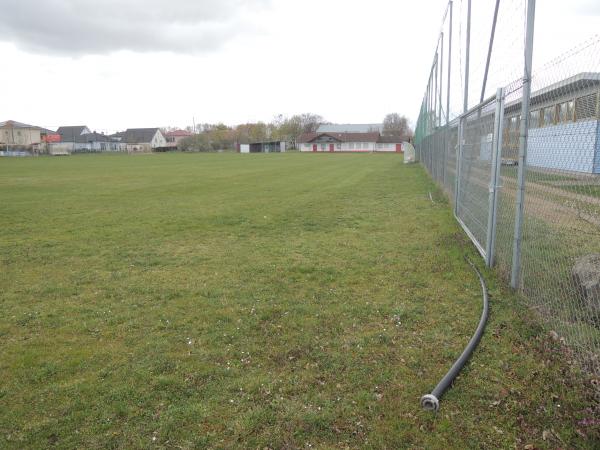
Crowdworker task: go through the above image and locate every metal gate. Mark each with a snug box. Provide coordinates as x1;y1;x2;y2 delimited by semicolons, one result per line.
455;89;505;266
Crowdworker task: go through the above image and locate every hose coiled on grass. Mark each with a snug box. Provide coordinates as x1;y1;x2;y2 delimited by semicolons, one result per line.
420;258;490;412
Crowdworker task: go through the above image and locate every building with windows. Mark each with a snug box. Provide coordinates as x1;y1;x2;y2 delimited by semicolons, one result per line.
165;130;193;149
297;132;405;153
0;120;42;153
503;72;600;173
119;128;167;153
52;126;125;154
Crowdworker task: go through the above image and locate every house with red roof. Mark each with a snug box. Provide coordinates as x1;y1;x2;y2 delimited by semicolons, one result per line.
164;130;193;149
297;131;406;153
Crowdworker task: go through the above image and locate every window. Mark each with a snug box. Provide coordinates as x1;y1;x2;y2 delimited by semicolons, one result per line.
349;143;354;149
556;100;573;123
320;143;326;151
566;100;575;121
530;110;540;128
305;143;311;149
575;93;598;121
542;107;555;127
336;143;341;150
555;101;574;123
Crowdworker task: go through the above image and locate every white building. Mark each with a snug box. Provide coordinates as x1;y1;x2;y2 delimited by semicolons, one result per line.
297;132;405;153
53;125;126;153
119;128;167;152
0;120;42;151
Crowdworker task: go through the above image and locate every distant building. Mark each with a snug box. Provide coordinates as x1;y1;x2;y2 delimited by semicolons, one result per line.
56;125;91;149
0;120;42;151
376;134;406;152
297;132;406;153
40;128;61;144
502;72;600;173
241;141;286;153
317;124;383;133
54;125;124;154
165;130;193;149
120;128;167;152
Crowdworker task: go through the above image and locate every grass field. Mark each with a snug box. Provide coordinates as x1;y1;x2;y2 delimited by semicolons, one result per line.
0;153;598;449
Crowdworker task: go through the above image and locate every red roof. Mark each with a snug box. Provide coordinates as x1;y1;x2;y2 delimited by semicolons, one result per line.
165;130;193;137
377;135;408;143
298;132;381;143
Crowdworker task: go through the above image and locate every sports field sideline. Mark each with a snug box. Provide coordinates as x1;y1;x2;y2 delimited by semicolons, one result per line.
0;153;597;448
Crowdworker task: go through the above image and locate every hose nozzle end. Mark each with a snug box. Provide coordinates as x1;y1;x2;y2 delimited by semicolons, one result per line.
420;394;440;412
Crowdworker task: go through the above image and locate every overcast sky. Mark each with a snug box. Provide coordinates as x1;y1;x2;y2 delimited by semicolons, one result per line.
0;0;598;133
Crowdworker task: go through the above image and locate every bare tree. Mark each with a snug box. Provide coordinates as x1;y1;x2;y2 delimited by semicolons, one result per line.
382;113;412;137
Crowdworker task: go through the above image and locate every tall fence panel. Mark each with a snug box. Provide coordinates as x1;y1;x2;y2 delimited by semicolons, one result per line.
455;98;498;257
414;0;600;375
503;42;600;374
443;123;459;202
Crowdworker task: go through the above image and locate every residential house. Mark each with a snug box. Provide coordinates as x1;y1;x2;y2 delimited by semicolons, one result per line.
53;125;125;153
165;130;193;149
55;125;91;152
0;120;42;151
121;128;167;152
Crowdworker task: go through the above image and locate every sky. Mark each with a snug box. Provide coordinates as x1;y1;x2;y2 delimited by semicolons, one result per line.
0;0;598;133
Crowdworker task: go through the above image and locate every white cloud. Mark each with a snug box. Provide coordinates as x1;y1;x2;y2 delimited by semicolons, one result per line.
0;0;270;55
0;0;598;131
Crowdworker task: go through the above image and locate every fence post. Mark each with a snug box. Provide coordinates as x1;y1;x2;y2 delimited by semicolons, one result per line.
463;0;471;113
439;33;444;129
454;118;463;216
443;2;453;189
456;0;471;214
511;0;536;288
446;1;452;126
485;87;505;267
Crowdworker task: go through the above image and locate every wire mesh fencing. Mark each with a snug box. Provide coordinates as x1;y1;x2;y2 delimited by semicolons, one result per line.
500;39;600;374
455;97;498;257
416;35;600;375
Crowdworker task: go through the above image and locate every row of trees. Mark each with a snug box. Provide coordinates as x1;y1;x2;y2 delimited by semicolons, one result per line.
169;113;411;152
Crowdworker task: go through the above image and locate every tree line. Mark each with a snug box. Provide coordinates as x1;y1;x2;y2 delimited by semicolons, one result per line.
165;113;411;152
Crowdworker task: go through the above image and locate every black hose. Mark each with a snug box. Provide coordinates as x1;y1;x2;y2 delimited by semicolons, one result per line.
420;258;490;412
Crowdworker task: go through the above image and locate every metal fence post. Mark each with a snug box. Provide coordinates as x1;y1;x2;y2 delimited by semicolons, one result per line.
446;1;452;126
443;2;453;189
511;0;536;288
439;33;444;129
485;87;505;267
454;118;463;216
455;0;470;215
463;0;471;113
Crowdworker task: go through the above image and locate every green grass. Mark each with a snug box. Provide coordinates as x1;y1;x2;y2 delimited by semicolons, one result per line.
561;184;600;198
503;166;580;183
0;153;597;449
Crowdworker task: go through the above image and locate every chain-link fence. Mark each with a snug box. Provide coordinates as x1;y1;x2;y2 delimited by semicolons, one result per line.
415;0;600;375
